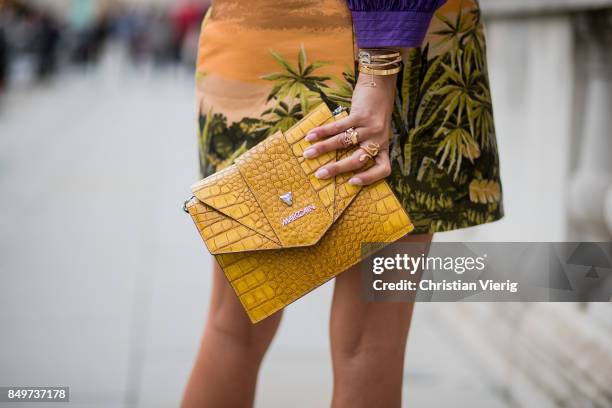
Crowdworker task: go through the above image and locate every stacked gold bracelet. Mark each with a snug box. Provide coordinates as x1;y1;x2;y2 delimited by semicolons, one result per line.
358;48;402;86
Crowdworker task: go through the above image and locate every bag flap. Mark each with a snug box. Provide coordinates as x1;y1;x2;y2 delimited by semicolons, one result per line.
191;103;363;254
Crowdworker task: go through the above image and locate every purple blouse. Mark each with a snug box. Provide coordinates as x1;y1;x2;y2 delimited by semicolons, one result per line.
347;0;448;48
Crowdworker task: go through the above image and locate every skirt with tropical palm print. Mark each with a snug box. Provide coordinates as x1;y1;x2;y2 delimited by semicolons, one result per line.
195;0;504;234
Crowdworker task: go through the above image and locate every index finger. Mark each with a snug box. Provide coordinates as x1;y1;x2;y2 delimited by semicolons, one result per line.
305;114;356;142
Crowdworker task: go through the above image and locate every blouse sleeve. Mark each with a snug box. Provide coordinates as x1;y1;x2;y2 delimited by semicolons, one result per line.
347;0;448;48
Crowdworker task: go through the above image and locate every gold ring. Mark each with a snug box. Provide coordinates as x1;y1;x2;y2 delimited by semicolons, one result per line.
359;153;374;163
361;142;380;158
340;127;359;147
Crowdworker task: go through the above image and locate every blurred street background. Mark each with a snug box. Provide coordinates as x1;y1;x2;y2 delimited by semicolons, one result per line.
1;0;612;407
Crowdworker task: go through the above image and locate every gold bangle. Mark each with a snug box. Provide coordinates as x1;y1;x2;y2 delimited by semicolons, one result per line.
359;55;400;66
359;47;400;54
358;51;400;66
358;65;401;76
359;57;403;68
359;53;400;63
358;49;401;62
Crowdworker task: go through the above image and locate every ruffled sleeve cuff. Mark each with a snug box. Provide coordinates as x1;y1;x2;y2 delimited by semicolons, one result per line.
348;0;448;48
351;10;434;48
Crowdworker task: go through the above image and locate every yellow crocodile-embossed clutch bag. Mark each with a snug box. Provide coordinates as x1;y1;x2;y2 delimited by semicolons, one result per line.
184;103;413;323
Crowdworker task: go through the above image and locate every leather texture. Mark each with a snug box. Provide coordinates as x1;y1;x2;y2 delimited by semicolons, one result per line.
186;103;414;323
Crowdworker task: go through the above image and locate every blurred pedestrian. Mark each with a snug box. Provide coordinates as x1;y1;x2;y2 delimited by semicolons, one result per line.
170;0;207;64
0;26;8;92
148;7;173;66
32;11;60;81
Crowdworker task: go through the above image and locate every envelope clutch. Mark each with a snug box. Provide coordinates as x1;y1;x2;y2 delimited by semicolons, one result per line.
184;103;413;323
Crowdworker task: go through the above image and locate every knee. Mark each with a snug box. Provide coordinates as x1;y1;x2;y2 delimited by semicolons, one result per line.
334;339;406;384
206;308;282;357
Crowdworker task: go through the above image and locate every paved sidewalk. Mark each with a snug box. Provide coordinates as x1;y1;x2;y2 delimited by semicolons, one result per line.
0;54;508;407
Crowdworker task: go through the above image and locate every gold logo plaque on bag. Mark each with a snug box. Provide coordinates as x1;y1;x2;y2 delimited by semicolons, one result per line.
184;103;413;323
279;192;293;206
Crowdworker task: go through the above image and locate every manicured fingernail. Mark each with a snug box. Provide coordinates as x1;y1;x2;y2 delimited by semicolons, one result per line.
348;177;363;185
303;148;316;158
305;133;316;142
315;168;330;179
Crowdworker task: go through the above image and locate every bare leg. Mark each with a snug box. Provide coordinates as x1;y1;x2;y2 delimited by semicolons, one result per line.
330;233;433;408
182;260;282;408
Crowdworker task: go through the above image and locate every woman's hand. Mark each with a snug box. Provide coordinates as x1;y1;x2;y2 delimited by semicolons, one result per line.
302;72;397;186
